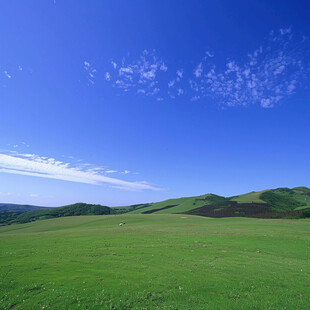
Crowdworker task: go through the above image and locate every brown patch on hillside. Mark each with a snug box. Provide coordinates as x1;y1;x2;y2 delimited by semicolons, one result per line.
186;201;304;218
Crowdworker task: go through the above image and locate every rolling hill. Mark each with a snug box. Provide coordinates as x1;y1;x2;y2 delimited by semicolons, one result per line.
1;186;310;225
124;186;310;218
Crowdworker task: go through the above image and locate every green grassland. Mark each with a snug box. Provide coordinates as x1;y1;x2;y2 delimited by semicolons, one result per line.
1;214;310;309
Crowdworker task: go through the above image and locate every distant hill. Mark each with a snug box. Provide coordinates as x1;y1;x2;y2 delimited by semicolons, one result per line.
0;203;114;225
2;186;310;225
0;203;48;212
123;187;310;219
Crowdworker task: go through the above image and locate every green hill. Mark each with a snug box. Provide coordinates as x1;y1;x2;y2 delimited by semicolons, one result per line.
2;203;114;225
2;186;310;225
123;187;310;218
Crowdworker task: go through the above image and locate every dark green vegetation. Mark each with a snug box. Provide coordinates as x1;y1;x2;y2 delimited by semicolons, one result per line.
0;204;49;226
0;214;309;309
0;203;113;225
128;187;310;219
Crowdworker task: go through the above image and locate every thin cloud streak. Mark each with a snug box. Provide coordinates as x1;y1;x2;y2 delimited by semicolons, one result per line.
0;153;160;191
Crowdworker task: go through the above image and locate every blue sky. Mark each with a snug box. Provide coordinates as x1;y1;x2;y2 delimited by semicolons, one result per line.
0;0;309;207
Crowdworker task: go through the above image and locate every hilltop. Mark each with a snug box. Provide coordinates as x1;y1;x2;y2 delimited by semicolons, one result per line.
122;186;310;218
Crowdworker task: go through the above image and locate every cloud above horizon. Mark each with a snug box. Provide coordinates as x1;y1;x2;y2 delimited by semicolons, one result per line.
105;49;168;99
84;61;96;85
102;28;309;108
0;152;160;191
190;27;310;107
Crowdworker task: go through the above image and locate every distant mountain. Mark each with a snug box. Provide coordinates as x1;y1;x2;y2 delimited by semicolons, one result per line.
124;187;310;219
0;203;48;212
0;203;115;225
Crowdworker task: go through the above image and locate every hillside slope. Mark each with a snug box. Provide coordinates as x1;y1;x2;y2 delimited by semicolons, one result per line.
125;187;310;218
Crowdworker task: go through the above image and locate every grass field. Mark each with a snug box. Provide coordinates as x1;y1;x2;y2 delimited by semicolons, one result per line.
1;214;310;309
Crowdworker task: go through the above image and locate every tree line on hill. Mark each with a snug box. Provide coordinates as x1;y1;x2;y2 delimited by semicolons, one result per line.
0;203;115;225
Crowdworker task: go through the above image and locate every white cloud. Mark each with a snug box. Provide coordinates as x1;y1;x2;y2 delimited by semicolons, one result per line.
106;50;167;98
119;67;134;75
191;95;200;101
84;61;96;85
105;72;111;81
94;28;308;107
30;193;38;197
190;28;309;107
168;80;175;88
176;69;183;78
194;63;203;78
4;71;12;79
205;51;214;58
160;63;168;72
279;27;291;35
177;88;184;95
0;152;160;191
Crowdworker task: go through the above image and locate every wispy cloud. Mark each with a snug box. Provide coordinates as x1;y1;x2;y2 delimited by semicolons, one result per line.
105;72;111;81
176;69;183;78
0;152;160;191
89;28;309;108
84;61;96;85
4;71;12;79
190;28;310;107
111;61;117;69
194;63;203;78
106;50;168;98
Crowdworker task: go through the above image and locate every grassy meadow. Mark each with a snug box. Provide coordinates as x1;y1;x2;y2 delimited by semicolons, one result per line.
0;214;310;309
